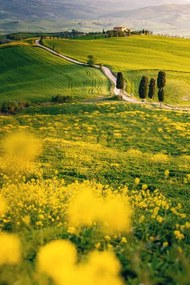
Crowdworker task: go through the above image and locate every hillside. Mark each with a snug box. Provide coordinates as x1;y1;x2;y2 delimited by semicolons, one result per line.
0;0;190;35
103;4;190;36
44;35;190;106
0;42;109;104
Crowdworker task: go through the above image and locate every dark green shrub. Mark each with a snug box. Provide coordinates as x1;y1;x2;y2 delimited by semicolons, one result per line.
0;101;30;114
51;95;72;103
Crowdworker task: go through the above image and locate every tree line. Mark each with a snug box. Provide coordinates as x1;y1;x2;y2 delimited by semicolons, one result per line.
116;71;166;106
138;71;166;106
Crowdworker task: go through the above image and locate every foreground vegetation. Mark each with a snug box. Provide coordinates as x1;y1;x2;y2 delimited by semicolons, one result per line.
0;102;190;284
44;35;190;106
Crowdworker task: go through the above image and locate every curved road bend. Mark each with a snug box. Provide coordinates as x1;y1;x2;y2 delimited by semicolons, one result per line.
35;39;136;101
35;40;190;111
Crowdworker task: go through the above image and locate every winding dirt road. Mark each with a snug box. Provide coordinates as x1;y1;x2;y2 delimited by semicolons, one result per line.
35;39;190;111
35;39;136;102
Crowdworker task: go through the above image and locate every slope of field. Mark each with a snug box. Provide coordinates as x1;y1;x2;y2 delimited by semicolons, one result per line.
44;36;190;105
1;102;189;200
0;102;190;284
0;43;110;104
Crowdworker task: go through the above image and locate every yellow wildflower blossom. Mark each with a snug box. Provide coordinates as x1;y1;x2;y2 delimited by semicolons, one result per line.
174;230;185;240
0;232;21;265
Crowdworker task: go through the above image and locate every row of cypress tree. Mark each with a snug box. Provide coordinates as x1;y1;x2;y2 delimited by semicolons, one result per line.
138;71;166;104
116;71;166;106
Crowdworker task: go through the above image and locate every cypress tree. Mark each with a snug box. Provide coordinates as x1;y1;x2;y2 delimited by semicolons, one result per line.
116;72;124;95
148;78;156;99
116;72;124;89
157;71;166;89
138;76;148;100
158;88;164;107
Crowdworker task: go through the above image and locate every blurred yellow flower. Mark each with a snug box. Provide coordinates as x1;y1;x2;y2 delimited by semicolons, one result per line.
0;196;7;216
37;240;124;285
0;232;21;265
67;187;132;235
37;239;77;282
2;131;42;162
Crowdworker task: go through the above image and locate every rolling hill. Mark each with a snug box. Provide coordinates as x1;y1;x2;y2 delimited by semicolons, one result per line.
0;42;109;104
0;0;190;35
102;4;190;36
44;35;190;106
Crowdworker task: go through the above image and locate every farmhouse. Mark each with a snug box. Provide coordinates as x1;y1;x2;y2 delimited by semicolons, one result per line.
113;26;130;32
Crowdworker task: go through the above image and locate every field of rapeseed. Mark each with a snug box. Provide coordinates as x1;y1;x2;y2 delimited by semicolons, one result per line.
0;102;190;284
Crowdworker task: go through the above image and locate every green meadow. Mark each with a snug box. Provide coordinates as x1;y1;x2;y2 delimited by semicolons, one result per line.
0;36;190;284
1;102;190;203
0;42;110;104
0;102;190;284
44;35;190;105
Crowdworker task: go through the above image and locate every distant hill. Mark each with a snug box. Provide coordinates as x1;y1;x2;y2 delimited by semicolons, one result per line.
101;4;190;36
0;0;190;35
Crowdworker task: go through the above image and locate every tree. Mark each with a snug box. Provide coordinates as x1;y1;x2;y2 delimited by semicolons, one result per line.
116;72;124;96
138;76;148;100
158;88;164;107
148;78;156;99
39;35;43;45
157;71;166;89
87;55;96;67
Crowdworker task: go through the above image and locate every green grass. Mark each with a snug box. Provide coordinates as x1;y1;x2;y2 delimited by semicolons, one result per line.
44;35;190;105
0;36;190;284
0;102;190;284
0;43;110;104
1;102;189;204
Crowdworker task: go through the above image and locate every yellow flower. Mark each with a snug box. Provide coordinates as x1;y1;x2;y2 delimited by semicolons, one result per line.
67;187;132;235
104;235;111;241
35;221;43;227
107;243;113;249
134;177;140;185
156;216;163;223
174;230;185;240
139;215;145;222
84;250;124;285
2;131;42;162
185;222;190;229
21;215;30;225
37;239;77;282
164;169;170;177
95;242;101;249
67;188;100;227
38;214;45;220
142;184;148;190
0;232;21;265
0;196;7;216
67;227;77;234
37;240;124;285
163;241;168;247
121;237;127;244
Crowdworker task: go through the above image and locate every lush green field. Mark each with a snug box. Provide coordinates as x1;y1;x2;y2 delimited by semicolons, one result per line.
0;36;190;284
0;42;110;104
44;36;190;105
0;102;190;284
